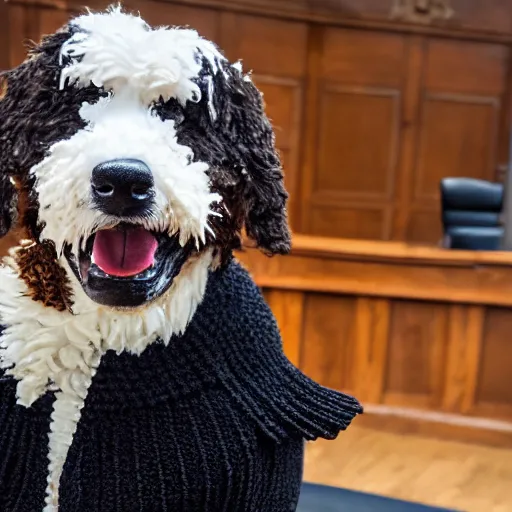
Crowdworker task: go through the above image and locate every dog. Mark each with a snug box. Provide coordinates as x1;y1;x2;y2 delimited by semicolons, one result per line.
0;7;361;511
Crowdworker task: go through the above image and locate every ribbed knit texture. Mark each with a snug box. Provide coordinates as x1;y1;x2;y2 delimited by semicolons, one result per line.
0;261;362;511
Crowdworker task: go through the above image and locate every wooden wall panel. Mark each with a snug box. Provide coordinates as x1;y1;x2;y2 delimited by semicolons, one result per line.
321;28;406;87
300;293;357;395
225;14;308;230
406;39;509;243
475;307;512;419
134;1;221;43
441;305;484;414
302;28;406;240
353;297;390;403
383;300;448;409
319;0;512;34
309;206;387;240
264;289;304;368
3;0;512;247
315;87;399;198
448;0;512;35
415;97;499;194
238;236;512;446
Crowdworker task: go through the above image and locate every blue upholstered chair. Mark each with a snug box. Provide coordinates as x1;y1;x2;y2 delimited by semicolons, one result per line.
440;178;504;250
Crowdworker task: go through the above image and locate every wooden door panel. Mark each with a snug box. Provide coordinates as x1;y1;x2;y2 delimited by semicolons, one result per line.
415;96;499;202
404;38;509;243
315;86;400;199
302;27;406;240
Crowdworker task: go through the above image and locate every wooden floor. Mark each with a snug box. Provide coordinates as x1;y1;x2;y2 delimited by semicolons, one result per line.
303;424;512;512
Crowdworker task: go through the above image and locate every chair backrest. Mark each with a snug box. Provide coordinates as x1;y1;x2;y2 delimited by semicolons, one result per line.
439;178;504;250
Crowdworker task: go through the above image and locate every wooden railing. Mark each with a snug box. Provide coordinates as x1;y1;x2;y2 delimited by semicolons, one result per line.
237;235;512;447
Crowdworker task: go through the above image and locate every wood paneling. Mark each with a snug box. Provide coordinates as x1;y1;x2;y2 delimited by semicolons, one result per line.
476;308;512;410
301;294;357;394
321;28;406;87
404;39;509;243
353;298;390;403
315;86;400;198
425;40;508;95
134;1;221;43
3;0;512;246
309;206;388;240
264;289;303;367
302;28;405;240
239;234;512;446
442;305;484;414
384;301;448;409
3;0;512;449
416;96;499;196
225;14;307;230
448;0;512;35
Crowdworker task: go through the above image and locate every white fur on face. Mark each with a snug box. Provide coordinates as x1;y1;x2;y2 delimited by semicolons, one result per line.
60;6;225;106
33;89;222;257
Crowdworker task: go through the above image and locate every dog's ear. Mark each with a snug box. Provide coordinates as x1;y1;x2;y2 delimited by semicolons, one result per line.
155;52;292;256
0;173;18;238
215;65;291;256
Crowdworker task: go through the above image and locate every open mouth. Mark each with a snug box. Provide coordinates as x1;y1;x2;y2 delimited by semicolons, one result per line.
65;223;196;308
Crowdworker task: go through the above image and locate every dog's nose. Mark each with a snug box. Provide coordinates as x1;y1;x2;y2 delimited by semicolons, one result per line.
91;159;154;216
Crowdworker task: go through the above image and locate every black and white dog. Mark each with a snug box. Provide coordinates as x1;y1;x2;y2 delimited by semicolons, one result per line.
0;7;360;511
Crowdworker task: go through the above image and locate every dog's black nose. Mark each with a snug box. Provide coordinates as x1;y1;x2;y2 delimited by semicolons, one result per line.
91;159;154;216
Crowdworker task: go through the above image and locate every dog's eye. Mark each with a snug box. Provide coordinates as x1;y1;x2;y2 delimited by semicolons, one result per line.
152;98;185;125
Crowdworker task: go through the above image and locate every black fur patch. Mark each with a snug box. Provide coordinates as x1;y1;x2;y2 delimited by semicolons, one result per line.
154;57;291;263
0;174;17;237
0;26;105;239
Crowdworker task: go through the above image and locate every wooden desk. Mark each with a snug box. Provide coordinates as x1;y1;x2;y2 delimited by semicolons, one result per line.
237;235;512;447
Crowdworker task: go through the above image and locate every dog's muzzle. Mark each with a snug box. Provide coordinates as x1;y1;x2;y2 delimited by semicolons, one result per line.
91;158;155;217
64;156;197;308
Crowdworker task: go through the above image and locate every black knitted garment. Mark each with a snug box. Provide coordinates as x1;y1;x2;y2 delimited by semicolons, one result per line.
0;261;362;511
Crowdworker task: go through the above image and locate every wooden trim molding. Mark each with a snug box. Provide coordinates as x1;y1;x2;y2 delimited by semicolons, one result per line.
390;0;454;25
21;0;507;43
158;0;512;44
246;233;512;267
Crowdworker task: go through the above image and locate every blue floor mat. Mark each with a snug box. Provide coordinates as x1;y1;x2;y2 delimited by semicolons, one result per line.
297;483;463;512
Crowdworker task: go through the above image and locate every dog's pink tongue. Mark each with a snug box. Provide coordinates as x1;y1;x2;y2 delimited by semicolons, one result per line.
92;228;158;277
